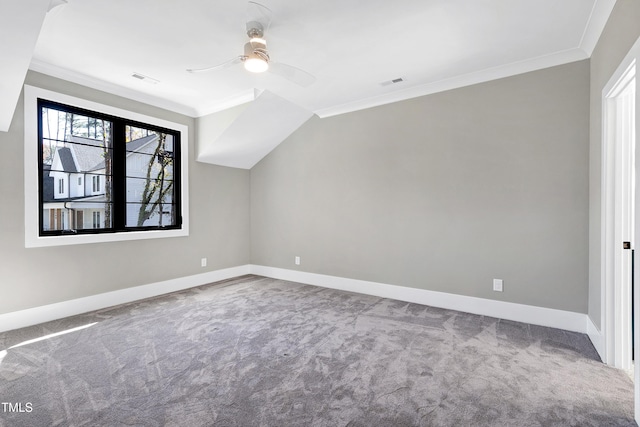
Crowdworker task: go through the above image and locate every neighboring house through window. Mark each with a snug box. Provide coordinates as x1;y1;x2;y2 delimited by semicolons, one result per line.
24;85;190;247
39;98;182;235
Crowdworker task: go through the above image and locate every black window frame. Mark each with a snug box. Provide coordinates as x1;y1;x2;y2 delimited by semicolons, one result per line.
38;98;183;237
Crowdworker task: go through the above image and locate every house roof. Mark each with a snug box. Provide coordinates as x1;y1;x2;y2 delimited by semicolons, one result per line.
126;134;157;154
42;164;54;202
52;134;160;174
57;147;77;173
69;135;107;172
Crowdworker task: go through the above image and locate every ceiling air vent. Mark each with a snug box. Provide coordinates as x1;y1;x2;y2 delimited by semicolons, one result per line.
131;73;159;84
380;77;405;87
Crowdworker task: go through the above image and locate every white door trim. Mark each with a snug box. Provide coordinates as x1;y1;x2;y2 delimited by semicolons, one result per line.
601;34;640;423
603;61;636;370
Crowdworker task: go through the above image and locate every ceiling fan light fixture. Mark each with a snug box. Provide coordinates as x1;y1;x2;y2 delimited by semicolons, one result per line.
186;2;314;86
243;39;269;73
244;57;269;73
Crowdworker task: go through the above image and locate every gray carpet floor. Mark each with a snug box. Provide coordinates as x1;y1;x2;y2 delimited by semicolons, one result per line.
0;275;635;426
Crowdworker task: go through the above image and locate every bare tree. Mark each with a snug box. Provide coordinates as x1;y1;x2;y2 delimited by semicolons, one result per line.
101;119;112;227
137;133;174;227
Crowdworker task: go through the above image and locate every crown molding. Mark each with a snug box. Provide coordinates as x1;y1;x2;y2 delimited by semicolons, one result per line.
29;0;616;122
579;0;617;56
28;60;199;117
314;48;589;118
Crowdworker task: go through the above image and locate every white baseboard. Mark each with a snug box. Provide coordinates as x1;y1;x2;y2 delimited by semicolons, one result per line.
587;316;605;362
0;265;251;333
0;264;592;337
250;265;590;334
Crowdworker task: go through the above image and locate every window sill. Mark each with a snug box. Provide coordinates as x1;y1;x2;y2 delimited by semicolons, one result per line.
26;228;188;248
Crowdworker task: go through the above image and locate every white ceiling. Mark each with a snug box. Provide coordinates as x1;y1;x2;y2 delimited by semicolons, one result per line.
7;0;617;127
0;0;50;131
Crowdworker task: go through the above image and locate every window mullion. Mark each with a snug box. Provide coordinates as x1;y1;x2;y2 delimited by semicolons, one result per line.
174;132;182;227
37;99;45;234
112;121;127;231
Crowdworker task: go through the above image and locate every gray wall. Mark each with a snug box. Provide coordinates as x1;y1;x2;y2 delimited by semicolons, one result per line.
251;60;590;313
0;72;251;315
0;36;604;317
588;0;640;328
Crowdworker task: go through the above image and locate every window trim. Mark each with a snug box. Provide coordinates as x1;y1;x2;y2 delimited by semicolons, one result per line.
24;85;190;248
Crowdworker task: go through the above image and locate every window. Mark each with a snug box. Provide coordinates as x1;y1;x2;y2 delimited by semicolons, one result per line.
24;85;189;247
38;98;182;236
92;211;101;229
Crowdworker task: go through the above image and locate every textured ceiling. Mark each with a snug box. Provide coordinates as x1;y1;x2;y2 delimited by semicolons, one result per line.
22;0;615;119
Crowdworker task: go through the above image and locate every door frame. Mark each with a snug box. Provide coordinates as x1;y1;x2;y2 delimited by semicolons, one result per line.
601;35;640;422
602;59;636;371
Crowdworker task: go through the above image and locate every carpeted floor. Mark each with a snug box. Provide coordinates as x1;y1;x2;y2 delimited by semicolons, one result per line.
0;275;635;426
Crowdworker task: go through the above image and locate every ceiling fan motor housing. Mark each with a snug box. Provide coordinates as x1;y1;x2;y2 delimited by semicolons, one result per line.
244;38;269;62
187;2;315;84
243;37;269;72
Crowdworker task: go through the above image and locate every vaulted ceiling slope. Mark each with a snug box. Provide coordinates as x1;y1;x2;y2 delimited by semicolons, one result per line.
1;0;615;133
0;0;50;132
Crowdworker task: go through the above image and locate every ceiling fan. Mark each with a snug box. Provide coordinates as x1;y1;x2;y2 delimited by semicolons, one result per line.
187;1;316;88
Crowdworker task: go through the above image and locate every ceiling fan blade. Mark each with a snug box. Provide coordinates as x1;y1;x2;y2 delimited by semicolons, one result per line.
187;56;244;73
246;1;272;35
268;62;316;87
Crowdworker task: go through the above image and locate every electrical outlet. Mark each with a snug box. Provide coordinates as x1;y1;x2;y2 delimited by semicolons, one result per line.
493;279;503;292
201;258;207;268
295;256;300;265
